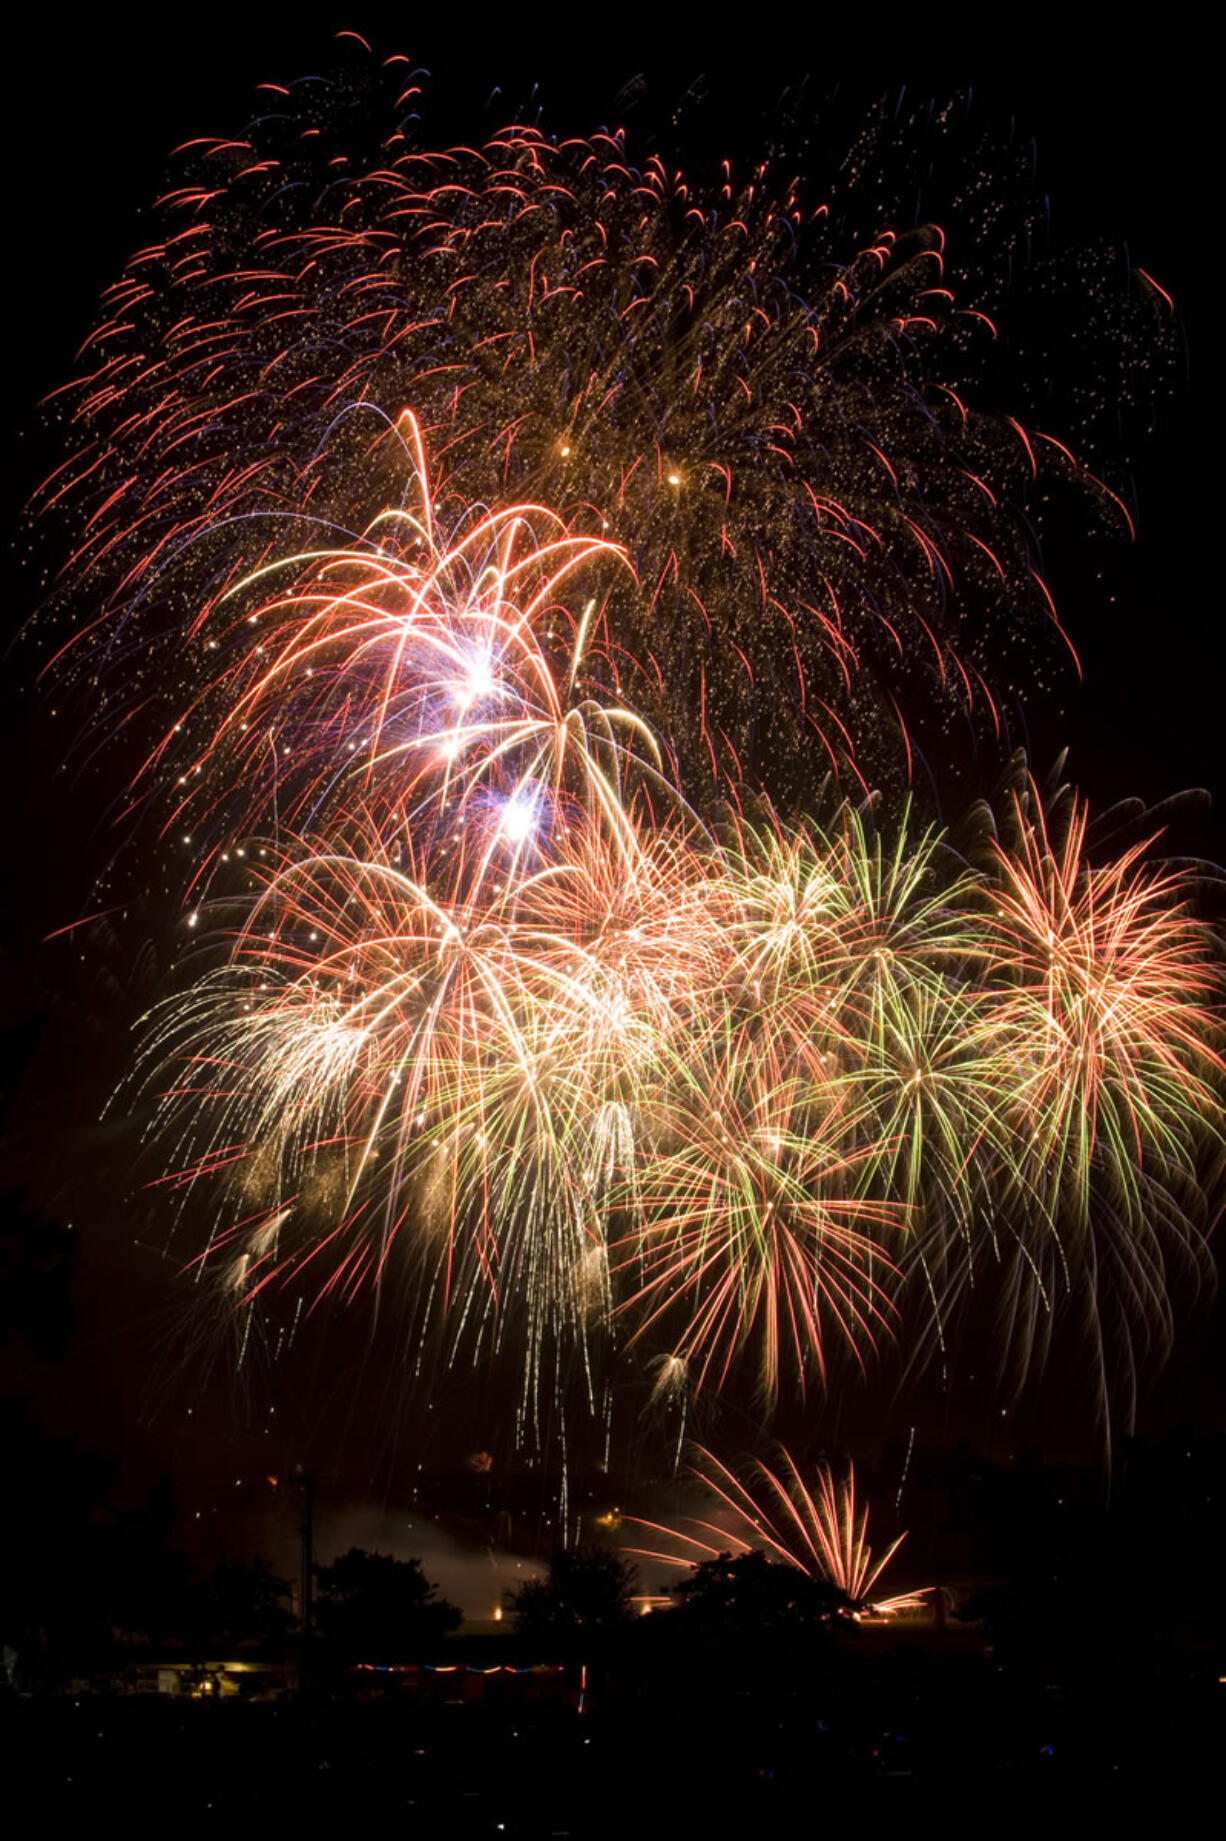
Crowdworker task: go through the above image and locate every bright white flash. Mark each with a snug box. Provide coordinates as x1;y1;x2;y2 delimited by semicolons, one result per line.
501;789;537;844
456;647;495;709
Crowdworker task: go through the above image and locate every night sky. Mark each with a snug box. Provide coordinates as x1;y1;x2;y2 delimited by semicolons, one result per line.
2;16;1221;1595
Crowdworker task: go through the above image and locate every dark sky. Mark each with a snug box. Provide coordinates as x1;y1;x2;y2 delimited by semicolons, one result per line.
2;15;1220;1564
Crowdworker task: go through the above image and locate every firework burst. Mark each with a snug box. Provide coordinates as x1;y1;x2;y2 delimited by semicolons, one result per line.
629;1444;927;1617
31;57;1224;1445
37;70;1131;804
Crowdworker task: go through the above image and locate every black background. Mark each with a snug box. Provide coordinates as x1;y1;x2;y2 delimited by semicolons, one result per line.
2;12;1220;1538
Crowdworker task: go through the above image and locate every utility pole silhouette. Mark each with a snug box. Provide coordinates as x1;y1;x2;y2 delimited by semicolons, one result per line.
294;1468;315;1690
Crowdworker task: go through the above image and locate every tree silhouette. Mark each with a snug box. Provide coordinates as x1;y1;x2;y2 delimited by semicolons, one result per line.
313;1548;460;1662
0;1407;117;1682
671;1549;853;1638
189;1561;293;1653
0;1189;74;1360
103;1476;194;1645
508;1546;636;1655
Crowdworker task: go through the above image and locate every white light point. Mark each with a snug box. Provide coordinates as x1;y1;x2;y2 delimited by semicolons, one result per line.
456;649;495;710
501;791;537;846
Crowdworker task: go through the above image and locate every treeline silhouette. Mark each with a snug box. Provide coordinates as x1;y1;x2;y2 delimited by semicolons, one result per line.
1;1403;1221;1810
0;1409;473;1687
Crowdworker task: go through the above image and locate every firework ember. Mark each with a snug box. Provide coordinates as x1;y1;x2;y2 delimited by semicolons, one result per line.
33;57;1223;1440
629;1444;928;1617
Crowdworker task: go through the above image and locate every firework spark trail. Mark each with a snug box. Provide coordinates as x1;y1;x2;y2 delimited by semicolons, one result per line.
135;410;674;893
627;1444;928;1616
32;63;1224;1438
37;76;1133;801
130;685;1223;1422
